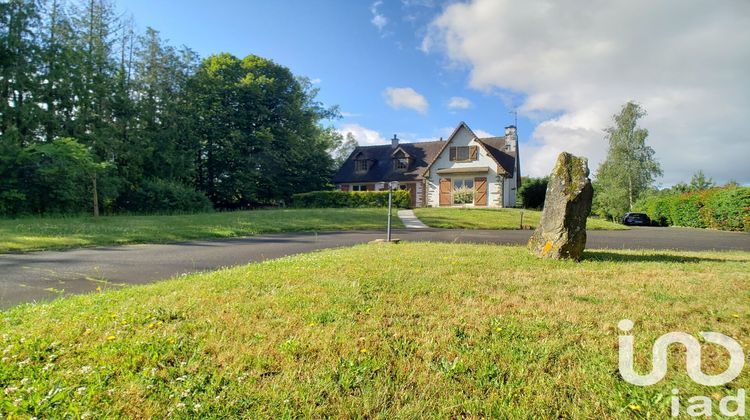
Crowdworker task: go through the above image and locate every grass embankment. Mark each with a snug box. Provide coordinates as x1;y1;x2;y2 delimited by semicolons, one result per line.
1;243;748;417
0;208;401;253
414;207;627;230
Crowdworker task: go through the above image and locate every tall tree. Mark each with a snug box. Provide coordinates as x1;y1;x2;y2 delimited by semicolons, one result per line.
689;170;715;191
593;102;662;220
331;131;358;168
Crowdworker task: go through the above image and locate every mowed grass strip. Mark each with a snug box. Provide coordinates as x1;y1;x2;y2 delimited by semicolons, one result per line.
414;207;628;230
0;208;401;253
1;243;748;418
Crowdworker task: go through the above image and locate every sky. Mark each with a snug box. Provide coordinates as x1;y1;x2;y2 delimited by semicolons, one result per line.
117;0;750;186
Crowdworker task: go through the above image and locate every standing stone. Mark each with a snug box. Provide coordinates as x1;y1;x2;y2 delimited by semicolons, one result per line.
528;152;593;260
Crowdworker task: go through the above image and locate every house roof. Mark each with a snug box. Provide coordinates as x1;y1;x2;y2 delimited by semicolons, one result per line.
332;141;445;183
475;137;517;175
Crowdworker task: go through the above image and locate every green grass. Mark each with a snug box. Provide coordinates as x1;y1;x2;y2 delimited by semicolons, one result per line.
1;243;748;417
414;207;628;230
0;208;402;253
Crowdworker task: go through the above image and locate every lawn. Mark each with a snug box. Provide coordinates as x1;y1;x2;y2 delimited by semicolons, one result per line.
1;243;748;418
0;208;401;253
414;207;628;230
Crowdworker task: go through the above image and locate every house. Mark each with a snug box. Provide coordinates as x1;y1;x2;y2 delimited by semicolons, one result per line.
332;121;521;208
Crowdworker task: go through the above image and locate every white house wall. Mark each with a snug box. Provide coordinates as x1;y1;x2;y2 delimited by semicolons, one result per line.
425;125;515;208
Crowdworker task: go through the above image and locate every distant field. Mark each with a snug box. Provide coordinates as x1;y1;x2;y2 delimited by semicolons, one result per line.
413;207;627;230
1;243;747;417
0;208;400;253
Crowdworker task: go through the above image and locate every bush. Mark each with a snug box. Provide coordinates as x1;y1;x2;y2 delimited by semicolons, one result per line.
700;187;750;231
518;177;548;209
118;179;213;213
292;190;411;208
636;186;749;231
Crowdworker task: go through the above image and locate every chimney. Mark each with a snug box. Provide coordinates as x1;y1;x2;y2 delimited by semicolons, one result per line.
504;125;517;151
391;134;399;148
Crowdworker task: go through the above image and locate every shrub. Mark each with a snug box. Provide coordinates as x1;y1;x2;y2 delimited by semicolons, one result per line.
118;179;213;213
668;193;705;228
292;190;411;208
700;187;750;231
518;177;548;209
452;186;474;205
636;186;749;231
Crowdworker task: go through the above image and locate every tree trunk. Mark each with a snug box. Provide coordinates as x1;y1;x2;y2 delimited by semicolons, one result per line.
92;172;99;217
628;174;633;211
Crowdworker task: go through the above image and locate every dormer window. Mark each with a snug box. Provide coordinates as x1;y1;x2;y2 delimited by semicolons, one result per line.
354;153;369;173
392;149;410;171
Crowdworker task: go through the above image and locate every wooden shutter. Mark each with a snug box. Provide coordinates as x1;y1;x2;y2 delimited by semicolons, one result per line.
449;147;457;161
469;146;478;161
474;177;487;206
439;178;452;206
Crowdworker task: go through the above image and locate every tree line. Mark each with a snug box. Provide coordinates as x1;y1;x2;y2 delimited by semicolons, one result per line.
1;0;349;216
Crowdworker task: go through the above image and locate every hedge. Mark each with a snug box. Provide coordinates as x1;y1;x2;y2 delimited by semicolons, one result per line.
292;190;411;208
117;179;214;213
636;186;749;231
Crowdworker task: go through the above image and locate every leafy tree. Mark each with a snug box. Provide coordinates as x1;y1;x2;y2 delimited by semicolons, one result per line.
25;138;106;215
689;170;715;191
593;102;662;220
331;131;358;168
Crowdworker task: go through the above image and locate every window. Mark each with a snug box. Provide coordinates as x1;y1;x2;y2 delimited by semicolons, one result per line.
452;178;474;204
449;146;478;162
394;157;408;170
352;184;368;191
354;159;369;172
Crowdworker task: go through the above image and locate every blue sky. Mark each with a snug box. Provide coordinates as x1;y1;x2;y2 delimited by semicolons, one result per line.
117;1;525;147
117;1;750;184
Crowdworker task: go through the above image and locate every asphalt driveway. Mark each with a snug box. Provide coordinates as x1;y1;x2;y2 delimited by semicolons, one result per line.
1;227;748;309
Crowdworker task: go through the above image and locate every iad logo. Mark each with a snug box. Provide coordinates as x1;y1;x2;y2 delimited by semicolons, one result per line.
617;319;746;417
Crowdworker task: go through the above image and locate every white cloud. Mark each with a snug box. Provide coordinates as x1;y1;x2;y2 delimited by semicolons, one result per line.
447;96;472;109
340;111;362;118
474;129;494;138
337;123;387;146
384;87;429;114
370;1;388;31
424;0;750;184
310;78;321;84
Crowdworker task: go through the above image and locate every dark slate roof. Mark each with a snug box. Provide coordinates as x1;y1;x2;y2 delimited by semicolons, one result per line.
476;137;517;176
332;141;445;183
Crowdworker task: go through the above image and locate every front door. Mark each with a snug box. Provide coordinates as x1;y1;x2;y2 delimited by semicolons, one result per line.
400;183;417;208
474;177;487;206
439;178;452;206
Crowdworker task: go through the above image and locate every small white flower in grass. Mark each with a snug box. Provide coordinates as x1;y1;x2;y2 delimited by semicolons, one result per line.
181;389;190;398
176;402;186;409
76;387;86;395
194;403;202;410
20;378;29;385
42;363;54;371
4;386;19;395
80;365;93;374
176;375;187;382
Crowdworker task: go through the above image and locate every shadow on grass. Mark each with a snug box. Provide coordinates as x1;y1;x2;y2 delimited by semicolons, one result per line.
583;250;745;264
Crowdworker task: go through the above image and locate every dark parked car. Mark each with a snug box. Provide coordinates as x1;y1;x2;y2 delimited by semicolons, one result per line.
622;212;652;226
